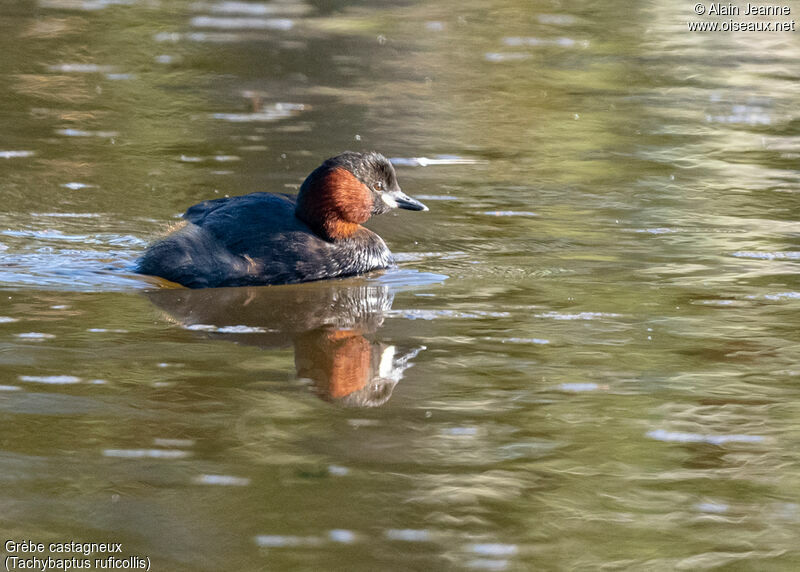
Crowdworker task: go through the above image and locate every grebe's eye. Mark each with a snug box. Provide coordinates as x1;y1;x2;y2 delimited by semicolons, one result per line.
373;181;384;191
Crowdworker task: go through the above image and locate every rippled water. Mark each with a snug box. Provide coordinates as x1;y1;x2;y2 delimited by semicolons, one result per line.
1;0;799;569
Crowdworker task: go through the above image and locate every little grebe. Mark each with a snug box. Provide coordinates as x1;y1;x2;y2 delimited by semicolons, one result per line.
137;151;428;288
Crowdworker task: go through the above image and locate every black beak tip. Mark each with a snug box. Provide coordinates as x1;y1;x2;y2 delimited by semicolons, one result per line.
404;202;428;212
395;194;428;212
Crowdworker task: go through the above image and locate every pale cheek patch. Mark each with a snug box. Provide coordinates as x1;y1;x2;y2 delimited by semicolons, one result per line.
380;193;398;209
379;345;396;378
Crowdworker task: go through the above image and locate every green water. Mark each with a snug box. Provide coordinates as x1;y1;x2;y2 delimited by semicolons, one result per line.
1;0;799;570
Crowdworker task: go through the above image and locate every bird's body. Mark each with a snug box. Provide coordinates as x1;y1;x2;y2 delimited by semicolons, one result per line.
136;152;427;289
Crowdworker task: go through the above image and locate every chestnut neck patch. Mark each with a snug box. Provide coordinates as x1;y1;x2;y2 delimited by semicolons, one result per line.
296;167;374;240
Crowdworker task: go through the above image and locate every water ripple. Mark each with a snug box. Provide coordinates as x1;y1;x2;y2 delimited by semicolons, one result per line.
191;16;294;30
103;449;192;459
647;429;765;445
19;375;81;384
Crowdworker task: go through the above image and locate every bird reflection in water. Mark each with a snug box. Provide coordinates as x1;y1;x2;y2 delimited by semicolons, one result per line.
145;281;423;407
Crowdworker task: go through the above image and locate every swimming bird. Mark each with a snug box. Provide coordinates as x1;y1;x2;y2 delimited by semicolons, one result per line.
137;151;428;288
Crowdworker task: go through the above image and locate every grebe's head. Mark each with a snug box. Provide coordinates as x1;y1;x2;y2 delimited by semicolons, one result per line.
296;151;428;241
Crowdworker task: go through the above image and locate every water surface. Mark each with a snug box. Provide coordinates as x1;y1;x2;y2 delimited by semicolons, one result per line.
1;0;799;569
